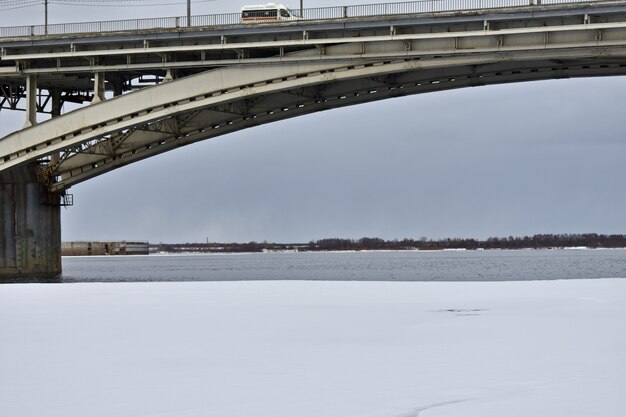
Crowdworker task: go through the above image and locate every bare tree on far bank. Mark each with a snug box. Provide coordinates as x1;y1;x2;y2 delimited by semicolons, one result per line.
151;233;626;253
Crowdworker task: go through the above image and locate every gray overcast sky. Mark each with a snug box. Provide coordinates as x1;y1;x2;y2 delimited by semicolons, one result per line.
2;1;626;243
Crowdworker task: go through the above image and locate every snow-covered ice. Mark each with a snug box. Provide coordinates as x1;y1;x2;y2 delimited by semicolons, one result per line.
1;279;625;417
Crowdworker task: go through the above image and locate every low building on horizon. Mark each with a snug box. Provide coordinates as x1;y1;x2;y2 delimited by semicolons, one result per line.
62;241;149;256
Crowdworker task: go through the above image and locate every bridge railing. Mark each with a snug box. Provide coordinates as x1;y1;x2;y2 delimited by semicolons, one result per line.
189;13;241;27
302;0;524;19
0;0;608;39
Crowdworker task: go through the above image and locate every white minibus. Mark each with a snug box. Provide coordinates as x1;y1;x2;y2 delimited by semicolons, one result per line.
241;3;300;23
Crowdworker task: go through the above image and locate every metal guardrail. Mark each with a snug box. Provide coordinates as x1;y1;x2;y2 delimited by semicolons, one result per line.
0;0;607;38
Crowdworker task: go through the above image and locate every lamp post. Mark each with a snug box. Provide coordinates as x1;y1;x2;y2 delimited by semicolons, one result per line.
300;0;303;16
44;0;48;34
187;0;191;26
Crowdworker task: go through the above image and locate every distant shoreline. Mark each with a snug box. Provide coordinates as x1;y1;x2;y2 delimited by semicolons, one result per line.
148;233;626;254
141;247;626;257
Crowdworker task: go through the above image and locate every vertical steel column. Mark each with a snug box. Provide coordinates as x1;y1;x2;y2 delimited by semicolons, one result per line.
112;80;124;97
23;75;38;128
50;88;62;166
91;72;106;104
50;88;62;117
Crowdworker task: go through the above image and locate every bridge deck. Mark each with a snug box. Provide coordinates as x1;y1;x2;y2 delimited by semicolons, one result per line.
0;0;609;39
2;1;626;93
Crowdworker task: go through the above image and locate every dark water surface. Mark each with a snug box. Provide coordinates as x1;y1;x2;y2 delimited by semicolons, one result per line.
51;249;626;283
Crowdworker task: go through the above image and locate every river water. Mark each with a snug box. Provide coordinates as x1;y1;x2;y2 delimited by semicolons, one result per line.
43;248;626;283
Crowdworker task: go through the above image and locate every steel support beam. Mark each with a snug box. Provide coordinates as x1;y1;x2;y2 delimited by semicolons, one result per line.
50;88;62;117
91;72;106;104
23;75;37;128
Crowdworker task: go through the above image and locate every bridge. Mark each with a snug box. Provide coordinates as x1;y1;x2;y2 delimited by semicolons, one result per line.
2;0;626;278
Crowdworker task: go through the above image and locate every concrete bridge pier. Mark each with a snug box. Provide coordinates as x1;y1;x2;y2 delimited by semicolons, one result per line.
0;164;62;279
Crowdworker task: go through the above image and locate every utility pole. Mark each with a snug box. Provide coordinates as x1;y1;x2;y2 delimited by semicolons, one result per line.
44;0;48;34
187;0;191;26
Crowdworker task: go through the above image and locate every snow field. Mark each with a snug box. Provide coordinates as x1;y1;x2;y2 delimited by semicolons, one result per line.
1;279;625;417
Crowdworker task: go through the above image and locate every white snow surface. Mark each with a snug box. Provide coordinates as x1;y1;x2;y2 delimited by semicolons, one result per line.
1;279;625;417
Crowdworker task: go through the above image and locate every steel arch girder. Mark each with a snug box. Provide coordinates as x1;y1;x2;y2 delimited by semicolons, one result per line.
2;47;626;191
50;54;626;191
0;55;504;176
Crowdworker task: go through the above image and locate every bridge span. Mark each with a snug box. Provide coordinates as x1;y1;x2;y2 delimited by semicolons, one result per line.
2;0;626;277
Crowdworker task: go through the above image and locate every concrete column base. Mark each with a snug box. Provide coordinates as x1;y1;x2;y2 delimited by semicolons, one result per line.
0;164;62;281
